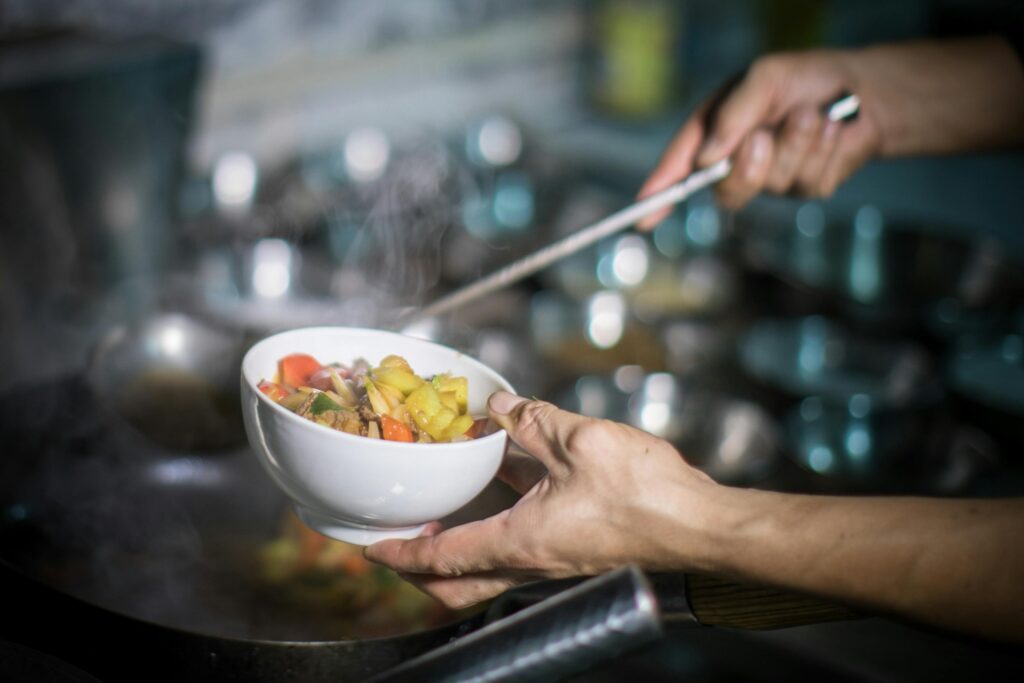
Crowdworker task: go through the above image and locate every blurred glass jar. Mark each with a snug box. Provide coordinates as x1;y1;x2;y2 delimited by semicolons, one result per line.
529;289;666;377
588;0;682;118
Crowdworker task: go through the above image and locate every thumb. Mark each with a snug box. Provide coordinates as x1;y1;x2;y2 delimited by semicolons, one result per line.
697;66;780;167
487;392;594;477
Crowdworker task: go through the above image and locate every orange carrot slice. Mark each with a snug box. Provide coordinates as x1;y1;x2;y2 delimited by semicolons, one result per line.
381;415;414;442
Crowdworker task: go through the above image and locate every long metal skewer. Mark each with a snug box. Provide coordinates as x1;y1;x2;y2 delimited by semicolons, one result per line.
398;93;860;328
398;158;731;327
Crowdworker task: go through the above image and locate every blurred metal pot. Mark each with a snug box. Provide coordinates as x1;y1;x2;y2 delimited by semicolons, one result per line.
947;330;1024;452
740;203;1024;327
738;316;941;409
557;371;780;485
87;313;247;452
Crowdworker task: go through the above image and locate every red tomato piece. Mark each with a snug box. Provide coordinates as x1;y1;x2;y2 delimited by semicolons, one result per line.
278;353;323;388
258;380;290;402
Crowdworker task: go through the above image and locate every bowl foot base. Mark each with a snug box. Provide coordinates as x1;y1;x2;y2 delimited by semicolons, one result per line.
293;506;428;546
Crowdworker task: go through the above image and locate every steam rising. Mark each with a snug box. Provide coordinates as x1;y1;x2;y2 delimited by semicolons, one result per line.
341;140;458;303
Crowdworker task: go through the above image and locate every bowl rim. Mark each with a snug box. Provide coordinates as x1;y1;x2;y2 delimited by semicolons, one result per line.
242;326;514;451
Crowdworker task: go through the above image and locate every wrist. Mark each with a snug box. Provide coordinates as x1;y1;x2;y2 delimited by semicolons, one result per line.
665;482;795;579
642;474;760;575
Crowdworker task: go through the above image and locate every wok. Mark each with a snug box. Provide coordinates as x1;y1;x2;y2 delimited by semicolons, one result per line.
0;374;863;681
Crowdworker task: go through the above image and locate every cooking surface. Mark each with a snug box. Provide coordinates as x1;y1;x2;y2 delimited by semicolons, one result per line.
0;375;497;643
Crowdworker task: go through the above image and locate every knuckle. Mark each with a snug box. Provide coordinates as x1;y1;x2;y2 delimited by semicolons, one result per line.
750;54;788;83
564;419;611;455
421;538;463;577
515;400;555;436
429;555;463;577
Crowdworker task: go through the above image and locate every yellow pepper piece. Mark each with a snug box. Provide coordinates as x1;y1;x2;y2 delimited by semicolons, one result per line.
432;374;468;412
376;381;405;410
426;410;456;438
406;383;442;426
439;390;460;415
378;355;414;372
388;403;412;426
372;366;424;395
443;414;475;440
406;383;460;441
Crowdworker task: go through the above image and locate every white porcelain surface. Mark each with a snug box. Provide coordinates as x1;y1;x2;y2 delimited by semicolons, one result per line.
241;327;513;545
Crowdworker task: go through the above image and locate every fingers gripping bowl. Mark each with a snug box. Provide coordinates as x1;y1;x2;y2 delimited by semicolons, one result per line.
241;327;513;545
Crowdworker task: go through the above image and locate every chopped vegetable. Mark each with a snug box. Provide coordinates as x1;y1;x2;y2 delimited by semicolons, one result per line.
329;368;357;405
278;391;309;412
373;366;424;395
466;418;490;439
438;390;460;414
378;355;413;372
259;380;290;402
443;414;475;441
260;352;484;443
363;378;391;416
279;354;323;388
310;392;343;416
432;374;468;411
381;415;414;442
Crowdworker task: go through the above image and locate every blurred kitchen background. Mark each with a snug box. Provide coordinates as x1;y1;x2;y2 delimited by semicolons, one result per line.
2;1;1024;680
3;0;1024;491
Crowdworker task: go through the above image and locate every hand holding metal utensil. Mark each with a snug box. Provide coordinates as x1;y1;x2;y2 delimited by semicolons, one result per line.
398;93;860;328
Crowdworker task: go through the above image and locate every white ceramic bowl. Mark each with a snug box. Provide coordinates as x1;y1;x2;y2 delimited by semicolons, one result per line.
241;327;513;545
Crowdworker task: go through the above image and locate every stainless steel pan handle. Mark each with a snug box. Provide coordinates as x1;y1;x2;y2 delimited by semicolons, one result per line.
365;565;662;683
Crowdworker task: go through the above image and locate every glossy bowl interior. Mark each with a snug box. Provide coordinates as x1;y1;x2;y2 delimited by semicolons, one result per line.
241;327;513;545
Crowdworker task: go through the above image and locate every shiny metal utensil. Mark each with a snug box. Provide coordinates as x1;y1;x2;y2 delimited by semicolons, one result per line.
397;158;731;328
398;94;860;328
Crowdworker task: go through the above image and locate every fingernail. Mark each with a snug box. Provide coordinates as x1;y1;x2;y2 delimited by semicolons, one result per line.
822;121;840;141
488;391;527;415
750;131;770;164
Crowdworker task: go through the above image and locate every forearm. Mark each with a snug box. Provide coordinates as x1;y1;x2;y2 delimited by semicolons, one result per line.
684;485;1024;642
845;37;1024;157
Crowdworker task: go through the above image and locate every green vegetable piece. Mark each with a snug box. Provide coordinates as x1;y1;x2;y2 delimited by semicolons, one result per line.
310;392;343;416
